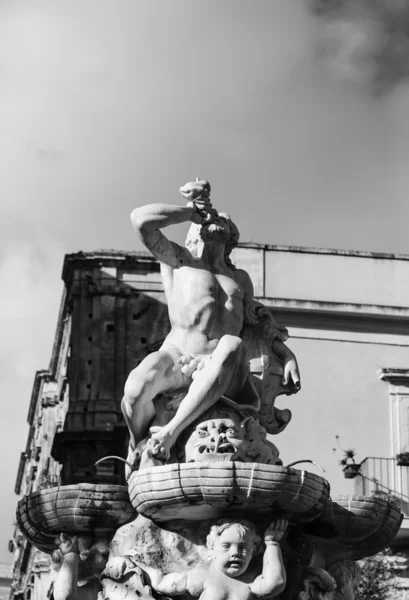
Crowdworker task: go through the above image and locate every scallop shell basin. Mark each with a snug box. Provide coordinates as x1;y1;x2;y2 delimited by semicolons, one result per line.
128;462;330;521
16;483;136;553
304;494;404;560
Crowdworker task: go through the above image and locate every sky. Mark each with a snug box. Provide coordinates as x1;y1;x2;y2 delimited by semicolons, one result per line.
1;0;409;565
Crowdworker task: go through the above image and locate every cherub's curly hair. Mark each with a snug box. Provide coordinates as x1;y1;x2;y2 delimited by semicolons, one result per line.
206;519;262;555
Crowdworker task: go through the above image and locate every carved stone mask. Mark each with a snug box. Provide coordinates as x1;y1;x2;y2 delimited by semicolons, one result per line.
183;413;280;464
184;417;247;463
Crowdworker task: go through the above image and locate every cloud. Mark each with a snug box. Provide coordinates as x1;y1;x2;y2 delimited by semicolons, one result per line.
310;0;409;94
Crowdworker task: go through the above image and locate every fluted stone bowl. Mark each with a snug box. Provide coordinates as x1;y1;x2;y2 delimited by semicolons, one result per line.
128;462;330;522
17;483;136;553
303;495;404;560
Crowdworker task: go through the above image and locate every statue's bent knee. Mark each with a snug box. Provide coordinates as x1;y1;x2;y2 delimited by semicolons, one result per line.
123;372;149;407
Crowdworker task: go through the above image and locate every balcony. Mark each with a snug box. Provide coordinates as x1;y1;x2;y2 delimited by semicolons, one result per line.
355;457;409;514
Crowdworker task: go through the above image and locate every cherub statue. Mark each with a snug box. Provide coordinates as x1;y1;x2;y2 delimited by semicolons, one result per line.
52;533;110;600
122;178;300;472
109;518;288;600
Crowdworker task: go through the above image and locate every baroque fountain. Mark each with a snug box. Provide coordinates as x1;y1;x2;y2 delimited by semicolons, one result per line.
17;180;403;600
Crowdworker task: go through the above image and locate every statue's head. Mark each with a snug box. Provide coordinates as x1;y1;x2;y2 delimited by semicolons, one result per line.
206;519;262;578
185;212;240;263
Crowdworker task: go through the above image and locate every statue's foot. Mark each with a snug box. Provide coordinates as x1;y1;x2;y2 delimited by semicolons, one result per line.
147;426;175;462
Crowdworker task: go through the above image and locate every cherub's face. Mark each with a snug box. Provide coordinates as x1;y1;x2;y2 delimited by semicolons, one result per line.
210;528;255;578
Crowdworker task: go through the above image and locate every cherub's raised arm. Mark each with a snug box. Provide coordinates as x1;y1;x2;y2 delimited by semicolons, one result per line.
53;551;81;600
249;520;287;599
130;204;195;267
53;534;95;600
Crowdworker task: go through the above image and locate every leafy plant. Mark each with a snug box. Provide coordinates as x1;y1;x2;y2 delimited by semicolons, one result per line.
339;448;357;467
396;451;409;466
333;437;362;478
356;548;401;600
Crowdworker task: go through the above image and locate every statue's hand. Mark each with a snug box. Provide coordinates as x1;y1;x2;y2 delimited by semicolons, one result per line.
264;518;288;544
135;563;163;589
180;179;211;204
56;533;79;555
282;352;301;393
180;180;215;223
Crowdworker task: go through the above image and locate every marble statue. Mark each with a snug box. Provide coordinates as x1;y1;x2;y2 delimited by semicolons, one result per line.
121;179;300;472
16;178;404;600
104;519;287;600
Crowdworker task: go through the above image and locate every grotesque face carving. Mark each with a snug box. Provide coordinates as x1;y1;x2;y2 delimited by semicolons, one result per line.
185;418;243;463
184;415;279;464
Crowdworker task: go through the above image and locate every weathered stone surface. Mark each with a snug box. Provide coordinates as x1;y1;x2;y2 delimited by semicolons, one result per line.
304;495;403;563
128;462;330;522
16;484;135;553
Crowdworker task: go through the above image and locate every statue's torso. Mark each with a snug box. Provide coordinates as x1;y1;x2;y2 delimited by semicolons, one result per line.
200;569;255;600
163;263;245;355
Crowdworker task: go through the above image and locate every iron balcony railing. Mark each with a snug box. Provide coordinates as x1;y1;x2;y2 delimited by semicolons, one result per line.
354;457;409;516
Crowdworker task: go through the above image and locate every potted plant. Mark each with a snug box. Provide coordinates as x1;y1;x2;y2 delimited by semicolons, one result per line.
339;448;361;479
396;451;409;467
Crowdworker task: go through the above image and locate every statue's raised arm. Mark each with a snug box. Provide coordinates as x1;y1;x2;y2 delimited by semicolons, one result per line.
130;179;214;268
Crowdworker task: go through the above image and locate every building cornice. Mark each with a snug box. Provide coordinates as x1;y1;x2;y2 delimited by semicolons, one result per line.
27;371;51;426
260;298;409;336
61;250;156;286
378;368;409;387
237;242;409;261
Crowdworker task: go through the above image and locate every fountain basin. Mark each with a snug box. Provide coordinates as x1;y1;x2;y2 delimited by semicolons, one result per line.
128;461;330;522
16;483;136;553
304;494;404;561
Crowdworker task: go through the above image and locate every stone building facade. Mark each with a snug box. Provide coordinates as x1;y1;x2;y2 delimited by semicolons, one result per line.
0;565;12;600
9;250;170;600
